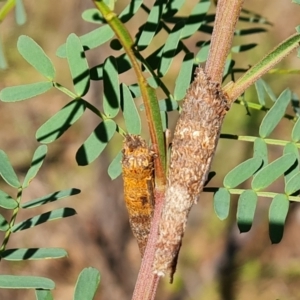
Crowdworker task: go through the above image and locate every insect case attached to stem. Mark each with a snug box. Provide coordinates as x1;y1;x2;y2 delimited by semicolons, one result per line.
122;134;155;256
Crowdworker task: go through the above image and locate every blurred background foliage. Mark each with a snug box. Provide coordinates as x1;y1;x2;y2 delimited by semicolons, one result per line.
0;0;300;299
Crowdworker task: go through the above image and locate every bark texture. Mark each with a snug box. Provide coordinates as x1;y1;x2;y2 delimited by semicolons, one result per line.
153;67;230;279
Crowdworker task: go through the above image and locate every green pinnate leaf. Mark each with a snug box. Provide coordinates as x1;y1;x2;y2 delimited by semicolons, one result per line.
0;82;53;102
74;267;100;300
1;248;68;261
103;57;120;118
76;119;116;166
174;53;194;101
17;35;55;80
223;156;263;188
12;208;77;232
213;188;230;220
23;145;48;188
22;189;81;209
120;83;141;134
252;152;297;191
237;190;257;233
0;190;17;209
0;150;20;188
36;99;86;143
269;194;289;243
0;275;54;289
108;150;122;180
66;34;90;97
259;89;291;138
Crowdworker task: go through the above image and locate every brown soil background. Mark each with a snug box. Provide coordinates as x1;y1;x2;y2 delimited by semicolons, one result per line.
0;1;300;299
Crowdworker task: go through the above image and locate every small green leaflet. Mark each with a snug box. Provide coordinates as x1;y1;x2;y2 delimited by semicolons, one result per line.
162;0;185;19
17;35;55;80
0;150;20;188
12;208;77;232
237;190;257;233
0;82;53;102
285;172;300;195
213;188;230;220
76;119;116;166
0;275;55;289
0;213;9;231
174;53;194;101
259;89;291;138
283;143;299;185
121;84;141;134
23;145;48;188
35;289;53;300
268;194;289;243
0;38;8;70
82;8;104;24
262;79;277;102
103;57;120;118
252;152;297;191
66;34;90;97
136;0;167;49
253;138;268;168
22;188;81;209
73;268;101;300
231;43;257;53
195;43;210;63
56;26;115;58
223;156;263;188
254;78;265;105
1;248;67;261
158;21;185;76
181;0;210;39
108;150;122;180
117;0;143;23
0;190;17;209
36;99;86;143
15;0;26;25
292;116;300;142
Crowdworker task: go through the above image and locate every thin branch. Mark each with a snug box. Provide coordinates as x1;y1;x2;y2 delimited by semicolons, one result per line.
205;0;244;83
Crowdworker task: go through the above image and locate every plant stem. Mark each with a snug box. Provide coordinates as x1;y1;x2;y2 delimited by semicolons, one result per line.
225;33;300;101
220;133;300;147
93;0;166;184
132;189;164;300
0;0;15;23
205;0;244;83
